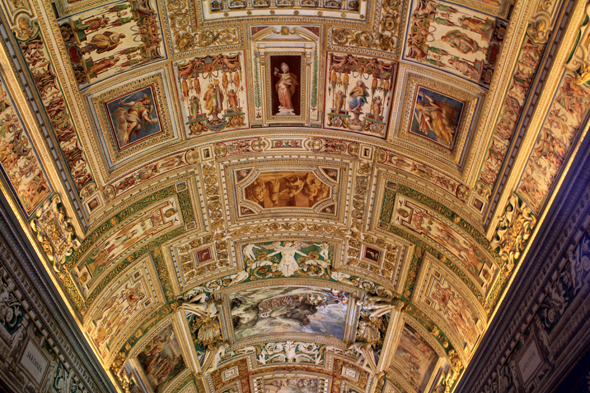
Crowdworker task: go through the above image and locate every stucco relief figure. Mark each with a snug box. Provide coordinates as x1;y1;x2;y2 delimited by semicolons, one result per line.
274;62;299;115
112;94;159;146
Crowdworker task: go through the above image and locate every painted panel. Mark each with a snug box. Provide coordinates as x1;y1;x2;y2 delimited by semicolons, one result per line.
72;196;182;295
271;55;301;116
263;377;319;393
517;74;590;213
245;171;331;208
0;74;51;215
392;325;438;392
105;85;163;150
404;0;507;86
230;286;349;340
136;324;187;393
58;0;166;89
409;86;465;149
85;260;160;359
426;276;479;349
324;53;396;138
393;195;490;284
175;52;248;136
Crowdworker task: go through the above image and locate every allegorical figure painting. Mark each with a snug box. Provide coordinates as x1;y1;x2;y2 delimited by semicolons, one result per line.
58;0;165;88
325;53;397;137
392;325;438;392
106;86;162;149
271;55;301;116
0;75;51;215
404;0;506;86
410;86;464;149
175;52;248;135
264;377;319;393
230;286;349;340
245;171;331;208
136;325;186;393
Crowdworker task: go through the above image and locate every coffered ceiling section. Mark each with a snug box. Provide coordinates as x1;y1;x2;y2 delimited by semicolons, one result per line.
0;0;586;392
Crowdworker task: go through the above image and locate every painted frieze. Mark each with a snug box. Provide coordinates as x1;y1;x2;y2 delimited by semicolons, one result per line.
58;0;166;89
516;73;590;213
0;73;51;216
324;53;397;138
404;0;507;86
18;29;94;191
478;34;546;190
175;52;248;136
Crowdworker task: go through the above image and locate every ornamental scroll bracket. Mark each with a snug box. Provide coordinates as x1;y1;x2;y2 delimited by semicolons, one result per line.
490;194;537;274
30;194;80;274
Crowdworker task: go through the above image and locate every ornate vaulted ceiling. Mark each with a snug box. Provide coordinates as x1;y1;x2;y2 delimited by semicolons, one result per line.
0;0;588;391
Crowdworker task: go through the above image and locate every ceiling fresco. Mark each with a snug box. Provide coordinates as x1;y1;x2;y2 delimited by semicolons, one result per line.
0;0;588;392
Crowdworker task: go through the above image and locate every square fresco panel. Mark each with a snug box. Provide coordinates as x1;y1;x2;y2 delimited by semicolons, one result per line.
230;286;349;340
393;325;438;392
264;377;319;393
410;86;464;149
106;85;162;150
136;324;186;393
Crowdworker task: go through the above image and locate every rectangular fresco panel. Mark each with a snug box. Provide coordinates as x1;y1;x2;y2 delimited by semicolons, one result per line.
230;286;349;340
404;0;507;86
324;53;397;137
0;75;51;215
72;197;182;296
263;377;319;393
106;85;162;149
517;74;590;213
175;52;248;136
137;325;186;393
392;325;438;392
410;86;464;149
244;171;331;208
58;0;166;88
427;277;479;350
